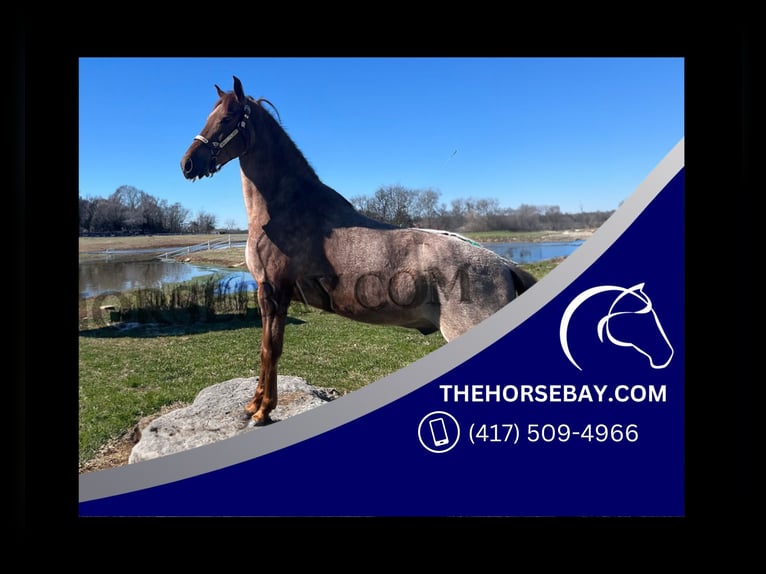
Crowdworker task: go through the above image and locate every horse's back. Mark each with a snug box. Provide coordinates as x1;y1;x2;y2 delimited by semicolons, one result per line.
321;227;534;341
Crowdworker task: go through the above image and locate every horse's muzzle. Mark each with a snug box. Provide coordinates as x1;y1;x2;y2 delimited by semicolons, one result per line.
181;156;195;178
181;145;218;180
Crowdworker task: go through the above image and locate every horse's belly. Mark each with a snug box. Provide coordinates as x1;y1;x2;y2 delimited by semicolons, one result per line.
295;271;433;312
295;271;440;330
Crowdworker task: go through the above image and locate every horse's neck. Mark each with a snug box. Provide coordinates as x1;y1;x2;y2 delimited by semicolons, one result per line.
238;166;270;228
236;128;315;222
237;115;394;231
238;151;379;230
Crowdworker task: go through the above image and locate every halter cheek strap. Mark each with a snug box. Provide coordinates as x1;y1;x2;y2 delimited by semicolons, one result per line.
195;104;251;155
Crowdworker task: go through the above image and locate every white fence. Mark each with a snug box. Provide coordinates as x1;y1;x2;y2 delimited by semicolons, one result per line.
157;235;245;260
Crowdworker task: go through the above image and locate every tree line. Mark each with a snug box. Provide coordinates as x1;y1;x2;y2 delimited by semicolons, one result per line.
79;184;615;236
79;185;219;235
350;185;615;232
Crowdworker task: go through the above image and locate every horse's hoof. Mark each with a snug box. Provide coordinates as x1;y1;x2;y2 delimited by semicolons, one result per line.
248;413;272;427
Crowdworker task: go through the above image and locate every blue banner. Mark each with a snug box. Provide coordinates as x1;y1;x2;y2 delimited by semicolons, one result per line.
80;141;684;516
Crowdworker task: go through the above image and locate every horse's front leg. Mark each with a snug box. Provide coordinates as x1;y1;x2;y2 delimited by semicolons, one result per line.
246;281;291;425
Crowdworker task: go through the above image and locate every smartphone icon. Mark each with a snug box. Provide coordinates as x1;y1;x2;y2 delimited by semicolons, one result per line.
429;417;450;447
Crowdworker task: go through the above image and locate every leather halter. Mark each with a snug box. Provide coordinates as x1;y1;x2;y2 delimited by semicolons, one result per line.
194;103;252;157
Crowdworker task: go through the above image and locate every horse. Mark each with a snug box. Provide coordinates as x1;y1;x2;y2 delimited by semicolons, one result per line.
180;76;538;425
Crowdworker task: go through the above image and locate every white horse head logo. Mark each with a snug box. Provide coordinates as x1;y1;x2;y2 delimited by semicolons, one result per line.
559;283;674;371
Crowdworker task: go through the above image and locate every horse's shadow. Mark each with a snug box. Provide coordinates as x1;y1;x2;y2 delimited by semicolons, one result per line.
79;312;306;339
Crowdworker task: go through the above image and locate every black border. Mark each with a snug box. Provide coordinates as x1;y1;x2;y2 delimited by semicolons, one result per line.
22;22;753;545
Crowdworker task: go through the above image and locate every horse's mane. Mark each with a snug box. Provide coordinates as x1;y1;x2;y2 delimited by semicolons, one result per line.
243;95;379;221
213;90;282;124
251;97;282;124
237;92;322;183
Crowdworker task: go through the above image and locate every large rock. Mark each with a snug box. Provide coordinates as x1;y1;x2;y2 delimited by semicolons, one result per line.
129;376;340;464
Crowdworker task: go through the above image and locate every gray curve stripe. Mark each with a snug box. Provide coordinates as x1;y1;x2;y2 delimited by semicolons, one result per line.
79;138;685;503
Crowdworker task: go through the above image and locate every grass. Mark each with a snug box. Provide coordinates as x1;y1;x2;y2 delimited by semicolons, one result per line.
516;257;565;279
78;302;447;465
79;233;249;253
78;232;571;467
78;229;594;254
463;229;595;242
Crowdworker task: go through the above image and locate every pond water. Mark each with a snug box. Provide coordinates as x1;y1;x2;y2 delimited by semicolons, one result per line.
78;240;584;299
483;240;585;264
79;260;256;299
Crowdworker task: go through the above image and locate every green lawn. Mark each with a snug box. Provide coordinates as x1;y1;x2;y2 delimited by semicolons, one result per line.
79;304;445;464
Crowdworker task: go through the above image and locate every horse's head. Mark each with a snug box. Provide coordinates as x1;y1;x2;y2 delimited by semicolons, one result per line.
596;283;674;369
561;282;675;371
181;76;253;181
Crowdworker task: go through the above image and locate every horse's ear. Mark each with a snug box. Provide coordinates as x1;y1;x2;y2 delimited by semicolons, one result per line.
233;76;245;103
215;84;225;98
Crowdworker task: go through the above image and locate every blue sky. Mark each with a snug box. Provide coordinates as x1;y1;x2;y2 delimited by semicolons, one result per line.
79;57;684;230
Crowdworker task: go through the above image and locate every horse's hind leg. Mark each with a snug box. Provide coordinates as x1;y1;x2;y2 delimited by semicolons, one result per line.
246;282;290;425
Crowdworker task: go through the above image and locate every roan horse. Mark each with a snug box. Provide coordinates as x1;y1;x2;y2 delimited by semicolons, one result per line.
180;76;537;425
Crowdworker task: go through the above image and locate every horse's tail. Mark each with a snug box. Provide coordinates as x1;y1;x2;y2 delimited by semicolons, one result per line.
508;263;538;295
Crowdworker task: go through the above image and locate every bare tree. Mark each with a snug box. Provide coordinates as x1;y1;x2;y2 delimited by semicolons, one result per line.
164;202;190;233
412;188;445;228
352;185;419;227
79;195;95;233
110;185;143;211
139;194;164;233
89;197;125;232
188;210;217;233
80;189;194;234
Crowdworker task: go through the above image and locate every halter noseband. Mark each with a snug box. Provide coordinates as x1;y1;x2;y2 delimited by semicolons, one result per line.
194;103;252;157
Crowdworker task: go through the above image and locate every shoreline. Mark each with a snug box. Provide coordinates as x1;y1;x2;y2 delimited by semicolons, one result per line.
79;228;596;252
79;229;595;267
